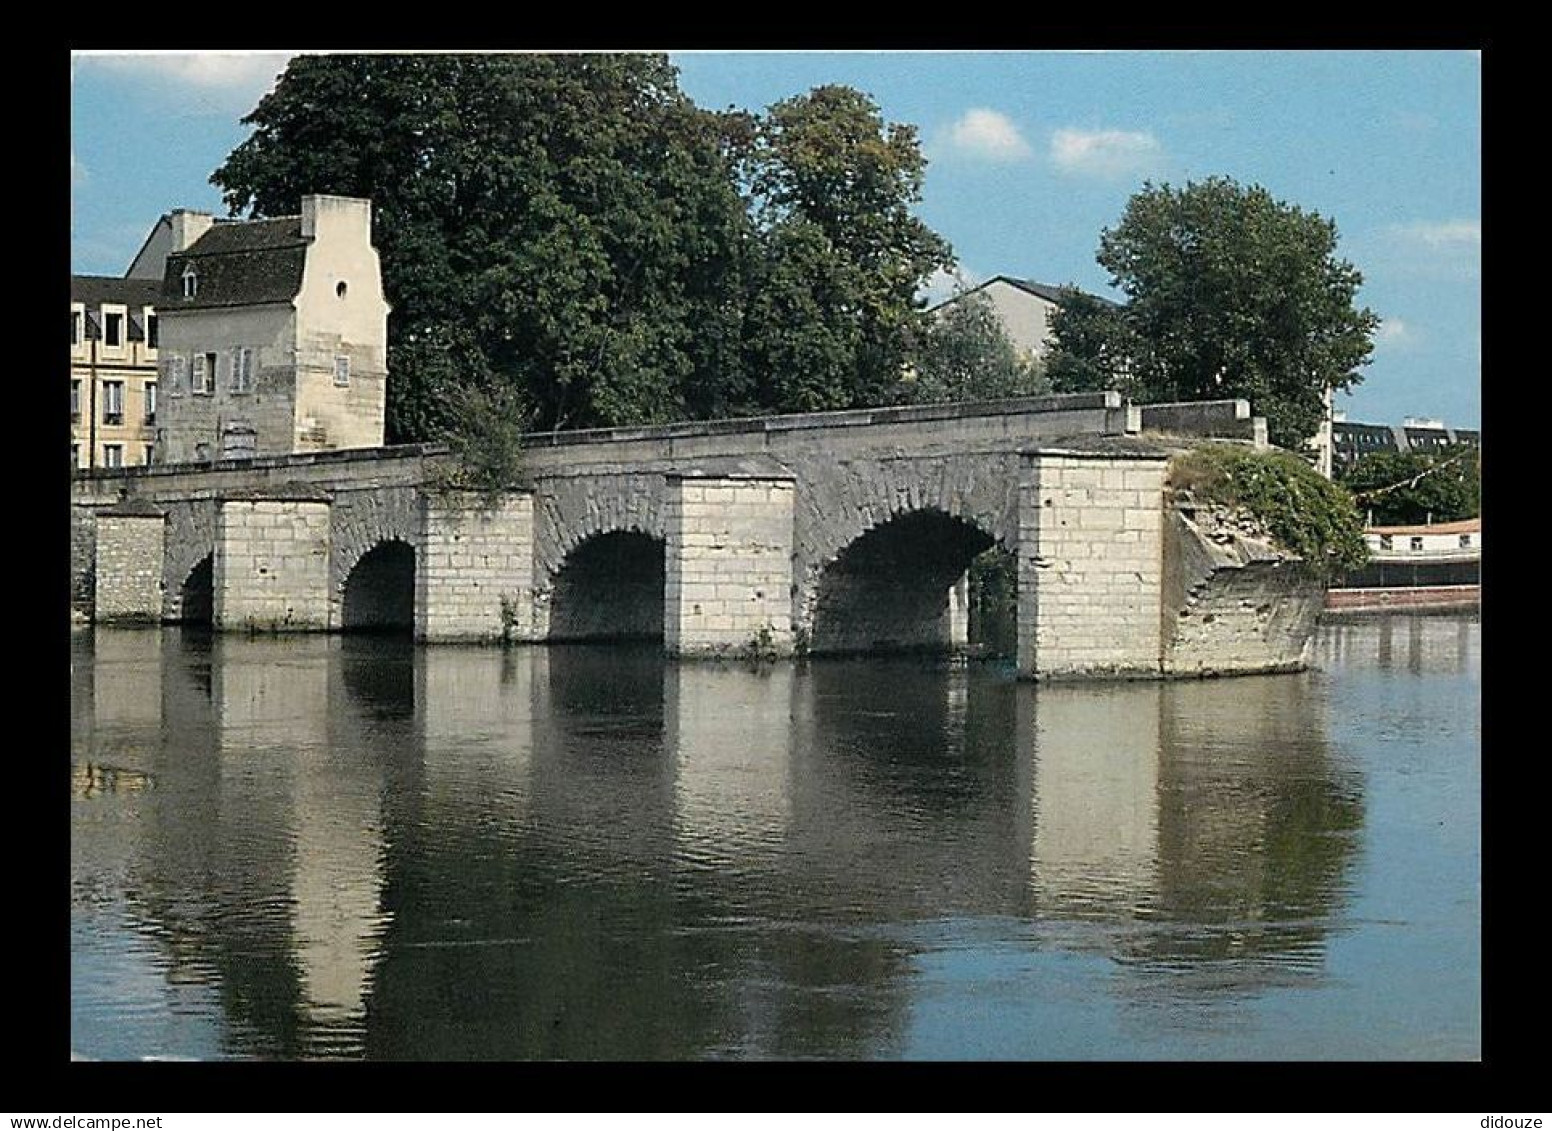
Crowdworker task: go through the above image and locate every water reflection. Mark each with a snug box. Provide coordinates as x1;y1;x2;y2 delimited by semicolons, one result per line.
70;616;1478;1060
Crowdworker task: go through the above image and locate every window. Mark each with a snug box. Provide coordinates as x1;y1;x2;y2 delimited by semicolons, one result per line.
71;379;80;421
143;444;155;466
194;441;211;463
1459;534;1472;549
193;352;216;395
103;444;123;469
103;311;123;348
71;309;82;347
182;266;198;299
70;443;78;469
145;311;158;350
144;382;157;423
333;355;350;387
166;355;186;397
1410;536;1425;552
102;381;124;426
1379;535;1393;551
231;347;254;393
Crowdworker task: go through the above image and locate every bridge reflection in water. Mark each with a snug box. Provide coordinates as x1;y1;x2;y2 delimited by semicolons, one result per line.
69;618;1477;1060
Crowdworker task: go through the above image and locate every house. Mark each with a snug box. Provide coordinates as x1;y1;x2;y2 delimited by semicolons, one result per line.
71;275;163;470
141;195;390;465
1328;411;1480;476
926;276;1118;365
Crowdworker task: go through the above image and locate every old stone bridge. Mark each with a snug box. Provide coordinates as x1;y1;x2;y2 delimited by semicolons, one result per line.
71;392;1322;680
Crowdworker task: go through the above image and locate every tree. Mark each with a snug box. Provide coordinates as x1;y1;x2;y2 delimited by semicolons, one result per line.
212;53;752;440
899;289;1049;405
739;85;955;413
1339;447;1480;526
1047;177;1379;450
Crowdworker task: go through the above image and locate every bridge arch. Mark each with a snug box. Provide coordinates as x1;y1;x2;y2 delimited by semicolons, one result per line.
177;554;214;626
545;526;666;642
340;538;416;632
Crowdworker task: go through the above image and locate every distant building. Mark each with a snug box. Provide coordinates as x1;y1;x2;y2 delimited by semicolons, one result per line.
927;276;1118;365
71;275;163;470
1328;411;1480;475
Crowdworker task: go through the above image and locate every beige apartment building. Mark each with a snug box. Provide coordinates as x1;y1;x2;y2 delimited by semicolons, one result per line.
70;276;163;470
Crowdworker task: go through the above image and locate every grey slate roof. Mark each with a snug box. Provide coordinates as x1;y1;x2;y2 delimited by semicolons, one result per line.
996;276;1122;309
72;275;163;309
160;216;308;310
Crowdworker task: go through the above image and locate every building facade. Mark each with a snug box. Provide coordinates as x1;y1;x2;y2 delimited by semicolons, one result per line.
71;276;163;470
927;276;1117;364
1329;412;1481;475
154;195;390;464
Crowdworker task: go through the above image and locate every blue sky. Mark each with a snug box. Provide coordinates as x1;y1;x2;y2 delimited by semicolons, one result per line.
70;50;1481;428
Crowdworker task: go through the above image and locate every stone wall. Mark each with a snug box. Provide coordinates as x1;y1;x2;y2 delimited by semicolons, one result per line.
1160;507;1325;676
71;506;100;621
94;511;165;623
665;476;795;657
214;498;332;632
417;491;534;643
1018;452;1168;680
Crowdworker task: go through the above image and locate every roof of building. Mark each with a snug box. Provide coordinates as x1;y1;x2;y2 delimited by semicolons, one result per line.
71;275;163;309
160;215;309;310
926;274;1121;315
1368;517;1481;536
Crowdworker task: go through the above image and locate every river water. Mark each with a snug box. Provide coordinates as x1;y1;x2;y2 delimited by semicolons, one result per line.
69;613;1480;1061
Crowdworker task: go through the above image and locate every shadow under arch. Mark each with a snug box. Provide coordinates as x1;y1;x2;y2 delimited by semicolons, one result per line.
547;529;665;642
178;554;214;626
809;508;1001;656
341;539;416;634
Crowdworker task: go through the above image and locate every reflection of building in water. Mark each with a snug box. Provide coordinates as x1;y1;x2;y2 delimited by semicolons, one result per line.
1314;613;1479;678
1024;684;1162;916
667;664;795;871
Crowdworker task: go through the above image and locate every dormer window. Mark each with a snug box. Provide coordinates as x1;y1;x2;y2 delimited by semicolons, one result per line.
182;265;198;299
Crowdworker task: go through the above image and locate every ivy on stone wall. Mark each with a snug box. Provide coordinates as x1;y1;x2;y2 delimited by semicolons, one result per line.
1168;444;1369;579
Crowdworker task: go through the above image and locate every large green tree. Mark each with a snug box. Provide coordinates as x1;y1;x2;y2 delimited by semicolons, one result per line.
212;53;752;440
1047;177;1379;449
739;85;955;413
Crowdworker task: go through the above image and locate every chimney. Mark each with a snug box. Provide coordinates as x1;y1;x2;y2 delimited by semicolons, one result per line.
300;194;372;244
169;209;215;252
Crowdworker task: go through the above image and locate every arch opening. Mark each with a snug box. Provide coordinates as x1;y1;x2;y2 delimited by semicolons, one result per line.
810;509;1007;657
341;540;416;634
178;555;214;626
548;530;665;642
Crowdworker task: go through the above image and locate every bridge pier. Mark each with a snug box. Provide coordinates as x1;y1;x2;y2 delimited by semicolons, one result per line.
93;502;166;624
214;494;333;632
665;474;796;657
1017;451;1168;680
417;490;534;643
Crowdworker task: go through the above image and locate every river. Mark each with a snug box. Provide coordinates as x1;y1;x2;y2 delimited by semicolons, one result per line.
69;612;1480;1060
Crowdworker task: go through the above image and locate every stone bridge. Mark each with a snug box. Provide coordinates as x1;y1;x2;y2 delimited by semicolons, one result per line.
72;392;1322;680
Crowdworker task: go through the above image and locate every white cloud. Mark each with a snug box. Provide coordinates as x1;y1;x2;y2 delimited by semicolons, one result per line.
943;109;1032;162
1390;219;1481;250
74;51;293;113
1050;127;1164;179
1374;317;1417;350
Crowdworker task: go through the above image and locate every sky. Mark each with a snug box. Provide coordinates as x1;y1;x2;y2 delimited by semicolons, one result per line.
69;50;1482;429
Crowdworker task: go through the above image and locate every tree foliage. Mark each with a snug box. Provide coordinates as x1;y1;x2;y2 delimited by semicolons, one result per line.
1048;178;1379;450
212;58;957;443
899;289;1049;405
1169;444;1369;578
1338;447;1480;526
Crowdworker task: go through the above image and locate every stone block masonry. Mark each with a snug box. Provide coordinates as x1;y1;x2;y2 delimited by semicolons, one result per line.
417;491;534;643
666;476;795;657
94;510;165;623
1018;452;1168;680
215;498;332;632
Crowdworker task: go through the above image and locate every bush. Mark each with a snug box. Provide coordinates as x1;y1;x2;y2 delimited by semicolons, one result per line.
1168;444;1368;578
433;383;531;501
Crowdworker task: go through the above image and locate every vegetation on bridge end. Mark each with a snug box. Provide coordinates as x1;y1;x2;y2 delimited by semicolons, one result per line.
1168;444;1369;579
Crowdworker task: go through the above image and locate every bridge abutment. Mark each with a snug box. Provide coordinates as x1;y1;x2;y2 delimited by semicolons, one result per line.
665;474;796;657
93;505;166;624
1017;452;1168;681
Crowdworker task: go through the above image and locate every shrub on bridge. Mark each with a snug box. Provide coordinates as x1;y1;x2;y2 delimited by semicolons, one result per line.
1168;444;1368;579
